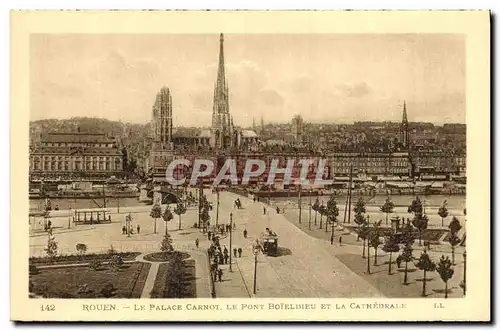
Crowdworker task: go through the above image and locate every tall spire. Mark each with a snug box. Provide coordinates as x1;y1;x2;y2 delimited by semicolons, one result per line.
216;33;226;93
402;100;408;124
400;100;409;149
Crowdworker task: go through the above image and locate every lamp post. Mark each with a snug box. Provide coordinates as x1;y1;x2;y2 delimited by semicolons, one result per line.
252;244;260;295
298;184;302;224
308;190;312;230
366;215;371;274
229;212;233;272
216;189;220;227
126;213;131;237
463;250;466;296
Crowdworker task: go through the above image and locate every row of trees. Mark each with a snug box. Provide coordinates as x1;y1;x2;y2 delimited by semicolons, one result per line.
353;196;464;298
311;195;460;233
149;202;187;235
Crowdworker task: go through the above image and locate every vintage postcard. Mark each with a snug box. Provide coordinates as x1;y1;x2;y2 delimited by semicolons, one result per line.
11;10;490;322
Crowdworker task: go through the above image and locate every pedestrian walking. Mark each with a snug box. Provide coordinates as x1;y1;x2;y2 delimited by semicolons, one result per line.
208;231;212;241
224;253;229;264
213;267;218;282
233;248;238;258
243;229;248;239
263;207;266;215
137;225;140;234
217;268;223;282
276;207;280;214
122;225;126;235
331;235;334;245
339;235;342;246
253;196;256;203
223;246;228;255
218;253;224;265
195;238;199;248
238;247;242;258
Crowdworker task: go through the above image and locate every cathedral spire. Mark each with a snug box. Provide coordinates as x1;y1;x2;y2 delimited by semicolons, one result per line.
400;100;409;149
402;100;408;124
216;33;226;94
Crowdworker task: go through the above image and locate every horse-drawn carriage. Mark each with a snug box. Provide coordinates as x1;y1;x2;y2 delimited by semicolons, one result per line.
257;228;279;256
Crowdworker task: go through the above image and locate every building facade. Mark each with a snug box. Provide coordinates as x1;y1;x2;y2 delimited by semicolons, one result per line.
29;132;122;181
329;152;411;178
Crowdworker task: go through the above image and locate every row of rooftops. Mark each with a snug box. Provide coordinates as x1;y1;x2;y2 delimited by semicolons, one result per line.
41;132;117;144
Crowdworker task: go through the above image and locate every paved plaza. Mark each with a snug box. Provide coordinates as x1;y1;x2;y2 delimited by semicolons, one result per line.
30;190;465;298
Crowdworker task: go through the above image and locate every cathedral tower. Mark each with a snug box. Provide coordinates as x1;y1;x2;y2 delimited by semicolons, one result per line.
211;33;234;149
151;87;173;145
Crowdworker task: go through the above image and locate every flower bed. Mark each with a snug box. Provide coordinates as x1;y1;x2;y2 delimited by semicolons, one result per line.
29;252;141;266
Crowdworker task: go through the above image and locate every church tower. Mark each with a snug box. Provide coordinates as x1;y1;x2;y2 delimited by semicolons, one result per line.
400;101;409;149
211;33;233;149
151;87;173;145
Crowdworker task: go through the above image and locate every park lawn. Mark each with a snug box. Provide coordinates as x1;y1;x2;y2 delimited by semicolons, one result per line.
29;262;150;298
336;253;463;298
150;259;197;298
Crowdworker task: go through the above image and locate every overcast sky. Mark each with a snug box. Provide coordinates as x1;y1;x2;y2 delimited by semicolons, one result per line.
30;34;465;126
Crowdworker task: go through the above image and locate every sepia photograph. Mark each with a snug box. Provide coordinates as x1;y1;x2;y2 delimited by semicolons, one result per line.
10;10;490;322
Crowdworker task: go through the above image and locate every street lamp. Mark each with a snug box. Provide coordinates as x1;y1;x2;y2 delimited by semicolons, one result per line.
229;212;233;272
216;188;220;227
252;243;260;295
298;184;302;224
462;250;466;296
308;189;312;230
126;213;132;237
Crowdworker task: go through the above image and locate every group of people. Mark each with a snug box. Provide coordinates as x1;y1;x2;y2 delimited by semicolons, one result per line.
121;224;140;235
207;222;234;239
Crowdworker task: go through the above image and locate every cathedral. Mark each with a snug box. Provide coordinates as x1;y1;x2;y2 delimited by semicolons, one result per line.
150;33;259;154
149;33;260;179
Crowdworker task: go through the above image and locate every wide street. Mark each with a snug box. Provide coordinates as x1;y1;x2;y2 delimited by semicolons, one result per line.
206;190;382;298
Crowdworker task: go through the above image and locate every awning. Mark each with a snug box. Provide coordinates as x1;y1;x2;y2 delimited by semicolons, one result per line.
386;182;409;188
74;209;110;213
431;182;444;188
378;176;402;181
415;182;432;187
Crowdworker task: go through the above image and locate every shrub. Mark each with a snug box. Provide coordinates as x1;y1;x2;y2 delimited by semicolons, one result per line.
164;254;186;298
160;234;174;256
44;234;58;260
88;259;102;271
109;255;124;272
100;283;116;298
29;264;38;275
76;243;88;255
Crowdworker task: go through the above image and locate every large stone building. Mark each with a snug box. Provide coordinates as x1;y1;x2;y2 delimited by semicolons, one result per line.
291;114;304;144
29;131;122;182
148;33;259;182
